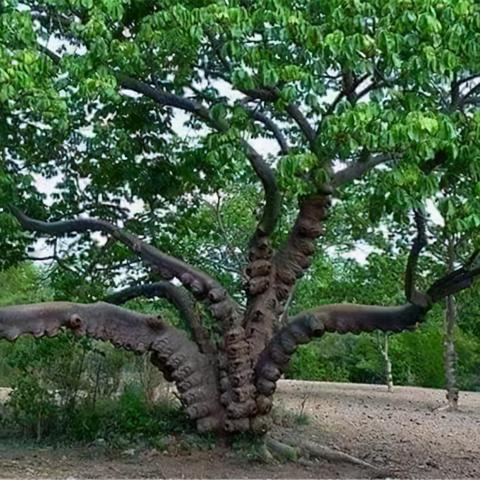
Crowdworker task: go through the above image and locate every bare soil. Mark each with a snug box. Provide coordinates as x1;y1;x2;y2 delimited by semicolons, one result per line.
0;380;479;479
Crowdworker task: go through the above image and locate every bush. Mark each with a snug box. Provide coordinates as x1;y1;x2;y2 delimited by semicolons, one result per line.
65;384;190;443
285;338;358;383
1;380;193;447
5;376;58;441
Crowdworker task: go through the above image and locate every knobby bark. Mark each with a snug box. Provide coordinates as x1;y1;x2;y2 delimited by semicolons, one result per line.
0;302;222;432
245;188;333;363
3;174;480;434
254;302;428;417
22;17;478;436
105;281;215;356
9;207;242;332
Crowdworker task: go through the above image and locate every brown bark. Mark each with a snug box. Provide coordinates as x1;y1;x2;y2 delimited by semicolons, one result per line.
227;189;334;429
6;161;480;435
6;22;478;438
254;302;428;409
10;207;241;331
105;281;215;356
273;190;333;302
0;301;223;432
244;188;333;364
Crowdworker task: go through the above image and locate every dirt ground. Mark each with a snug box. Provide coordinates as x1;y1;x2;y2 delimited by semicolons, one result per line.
0;380;479;479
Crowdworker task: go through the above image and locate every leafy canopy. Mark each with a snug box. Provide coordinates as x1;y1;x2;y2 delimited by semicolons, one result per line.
1;0;480;295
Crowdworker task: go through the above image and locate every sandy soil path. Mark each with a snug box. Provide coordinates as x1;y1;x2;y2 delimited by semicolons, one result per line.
0;380;478;478
278;381;480;478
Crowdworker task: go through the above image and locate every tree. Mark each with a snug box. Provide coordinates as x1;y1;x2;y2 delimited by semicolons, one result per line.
2;0;480;444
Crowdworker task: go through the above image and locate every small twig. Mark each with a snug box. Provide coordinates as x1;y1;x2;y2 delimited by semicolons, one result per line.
212;192;247;271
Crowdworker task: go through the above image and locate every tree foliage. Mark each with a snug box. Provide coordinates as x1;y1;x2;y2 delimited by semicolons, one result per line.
1;0;480;435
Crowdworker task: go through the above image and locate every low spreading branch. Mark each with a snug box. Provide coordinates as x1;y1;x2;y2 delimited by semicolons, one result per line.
105;281;215;355
9;206;240;329
0;301;221;432
255;254;480;405
255;302;429;407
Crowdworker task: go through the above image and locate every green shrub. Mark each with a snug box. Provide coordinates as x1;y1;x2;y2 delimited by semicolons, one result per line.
6;376;58;440
285;340;353;383
63;384;191;443
1;376;193;445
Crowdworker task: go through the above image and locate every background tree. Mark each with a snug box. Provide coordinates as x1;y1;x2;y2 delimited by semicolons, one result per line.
2;0;480;446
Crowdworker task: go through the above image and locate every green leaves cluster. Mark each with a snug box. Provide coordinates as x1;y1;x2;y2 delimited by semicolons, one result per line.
1;0;480;324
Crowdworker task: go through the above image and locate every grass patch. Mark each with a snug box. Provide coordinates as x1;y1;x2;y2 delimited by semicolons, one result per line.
271;405;311;428
0;384;215;451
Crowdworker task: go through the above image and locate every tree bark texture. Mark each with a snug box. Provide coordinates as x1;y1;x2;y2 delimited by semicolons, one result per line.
2;186;479;434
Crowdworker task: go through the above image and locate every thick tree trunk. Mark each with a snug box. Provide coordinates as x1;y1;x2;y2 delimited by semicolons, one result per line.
0;299;432;435
444;294;459;410
443;238;459;411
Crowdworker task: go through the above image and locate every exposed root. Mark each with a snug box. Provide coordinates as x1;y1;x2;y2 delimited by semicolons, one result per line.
299;439;378;470
433;403;459;413
265;437;300;462
264;433;388;475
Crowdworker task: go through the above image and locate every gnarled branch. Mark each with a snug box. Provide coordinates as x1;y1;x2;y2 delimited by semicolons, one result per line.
243;188;333;360
256;249;480;407
254;302;428;407
0;301;221;432
320;72;370;122
459;81;480;107
203;47;315;146
284;103;316;145
9;206;240;329
106;281;215;355
272;188;333;302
